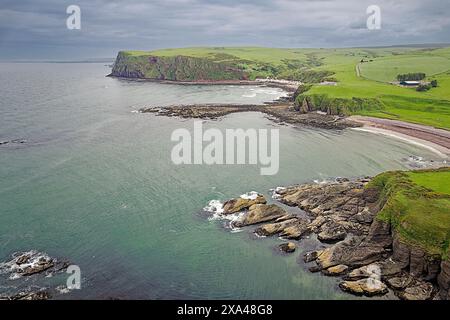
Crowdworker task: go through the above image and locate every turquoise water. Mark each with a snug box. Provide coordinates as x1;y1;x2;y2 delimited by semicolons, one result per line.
0;63;441;299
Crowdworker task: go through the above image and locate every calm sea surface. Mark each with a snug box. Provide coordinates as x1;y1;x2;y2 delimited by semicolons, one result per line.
0;63;440;299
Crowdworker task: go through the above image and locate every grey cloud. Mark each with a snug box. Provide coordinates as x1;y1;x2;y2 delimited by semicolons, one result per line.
0;0;449;60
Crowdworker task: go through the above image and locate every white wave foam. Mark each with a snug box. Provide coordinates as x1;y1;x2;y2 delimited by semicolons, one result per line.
313;178;332;185
271;187;286;199
204;199;245;232
240;191;259;200
0;250;52;279
203;199;224;215
56;285;72;294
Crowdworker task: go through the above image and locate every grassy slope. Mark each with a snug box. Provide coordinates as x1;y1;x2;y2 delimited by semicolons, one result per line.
305;47;450;129
367;168;450;258
120;46;450;129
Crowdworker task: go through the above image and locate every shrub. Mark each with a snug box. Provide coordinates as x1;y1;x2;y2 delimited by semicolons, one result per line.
416;84;432;92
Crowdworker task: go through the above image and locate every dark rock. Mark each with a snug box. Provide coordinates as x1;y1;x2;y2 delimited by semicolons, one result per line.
308;265;322;273
0;290;51;301
304;250;321;263
392;233;410;268
317;220;347;243
364;219;392;247
398;280;435;300
19;257;54;276
279;242;296;253
386;274;414;290
15;254;31;265
438;260;450;300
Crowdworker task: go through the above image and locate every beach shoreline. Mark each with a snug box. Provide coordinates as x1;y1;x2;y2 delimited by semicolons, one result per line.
108;75;301;92
349;116;450;158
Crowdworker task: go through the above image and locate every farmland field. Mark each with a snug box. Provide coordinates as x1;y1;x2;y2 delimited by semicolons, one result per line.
118;46;450;129
358;55;450;83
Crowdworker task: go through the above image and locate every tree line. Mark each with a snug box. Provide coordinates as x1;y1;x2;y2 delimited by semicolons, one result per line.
397;73;426;81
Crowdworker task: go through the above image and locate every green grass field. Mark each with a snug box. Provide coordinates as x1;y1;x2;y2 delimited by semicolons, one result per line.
359;55;450;83
119;46;450;129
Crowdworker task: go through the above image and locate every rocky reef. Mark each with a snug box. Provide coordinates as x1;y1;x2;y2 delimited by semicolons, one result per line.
204;173;450;300
0;250;72;300
140;104;361;130
0;139;27;146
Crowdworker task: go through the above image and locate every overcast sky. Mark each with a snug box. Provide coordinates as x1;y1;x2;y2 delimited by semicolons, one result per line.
0;0;449;60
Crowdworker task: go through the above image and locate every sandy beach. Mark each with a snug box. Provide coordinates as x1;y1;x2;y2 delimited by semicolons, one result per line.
349;115;450;158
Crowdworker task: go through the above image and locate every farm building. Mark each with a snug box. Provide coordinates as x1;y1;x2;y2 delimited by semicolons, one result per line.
400;80;420;86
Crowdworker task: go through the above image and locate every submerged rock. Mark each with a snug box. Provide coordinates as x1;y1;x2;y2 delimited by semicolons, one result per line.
279;242;296;253
0;250;69;279
304;250;322;263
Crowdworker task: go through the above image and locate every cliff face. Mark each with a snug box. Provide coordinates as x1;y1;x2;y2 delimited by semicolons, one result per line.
110;51;248;81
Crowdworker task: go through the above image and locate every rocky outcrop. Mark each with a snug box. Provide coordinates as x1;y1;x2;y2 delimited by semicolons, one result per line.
317;220;347;242
322;264;349;276
205;175;449;300
233;204;288;227
0;290;51;301
299;98;312;114
0;250;72;300
339;279;388;296
140;104;362;130
279;242;296;253
438;260;450;300
222;193;267;214
0;139;26;146
280;178;447;300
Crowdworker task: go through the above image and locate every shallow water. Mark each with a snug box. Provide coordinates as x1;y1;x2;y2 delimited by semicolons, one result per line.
0;63;442;299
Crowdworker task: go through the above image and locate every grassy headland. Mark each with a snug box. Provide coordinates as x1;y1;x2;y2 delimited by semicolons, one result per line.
367;168;450;258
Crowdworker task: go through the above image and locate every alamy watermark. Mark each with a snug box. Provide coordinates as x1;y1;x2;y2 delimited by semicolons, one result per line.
66;265;81;290
66;5;81;30
367;5;381;30
366;264;382;290
171;121;279;175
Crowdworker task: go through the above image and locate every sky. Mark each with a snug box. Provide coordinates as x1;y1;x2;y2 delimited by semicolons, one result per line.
0;0;449;60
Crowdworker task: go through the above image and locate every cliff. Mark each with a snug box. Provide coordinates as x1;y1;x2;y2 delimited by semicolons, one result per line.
110;51;248;81
109;49;335;83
